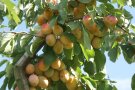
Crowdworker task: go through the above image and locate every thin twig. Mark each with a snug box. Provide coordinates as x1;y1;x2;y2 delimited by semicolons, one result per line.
116;24;129;34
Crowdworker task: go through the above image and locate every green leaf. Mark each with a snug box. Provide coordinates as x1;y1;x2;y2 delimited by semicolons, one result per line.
130;24;135;32
19;35;33;48
117;0;126;6
1;0;20;24
64;48;74;60
80;44;94;60
0;60;8;67
131;0;135;7
108;46;120;62
43;47;57;66
95;72;106;80
98;0;108;3
6;63;13;78
131;74;135;90
94;49;106;72
0;33;15;54
73;43;81;55
58;0;68;9
123;9;133;20
82;76;97;89
103;35;116;51
84;61;96;76
121;45;135;64
82;26;91;50
0;77;8;90
67;21;80;30
71;56;81;70
28;38;44;55
97;81;107;90
58;8;67;24
0;71;6;78
78;0;91;3
49;16;58;28
56;81;67;90
8;76;15;90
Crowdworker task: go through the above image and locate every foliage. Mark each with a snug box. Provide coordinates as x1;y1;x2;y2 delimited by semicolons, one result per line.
0;0;135;90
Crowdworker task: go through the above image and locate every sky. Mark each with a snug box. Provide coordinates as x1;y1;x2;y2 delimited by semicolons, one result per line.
0;1;135;90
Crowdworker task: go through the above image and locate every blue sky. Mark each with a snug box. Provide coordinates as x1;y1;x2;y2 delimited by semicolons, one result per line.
0;1;135;90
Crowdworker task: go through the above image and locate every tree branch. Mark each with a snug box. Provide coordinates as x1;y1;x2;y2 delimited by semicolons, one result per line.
14;38;44;90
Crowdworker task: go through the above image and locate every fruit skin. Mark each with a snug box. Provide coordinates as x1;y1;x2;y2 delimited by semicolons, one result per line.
41;23;52;35
83;15;99;34
34;64;43;75
94;29;105;37
58;61;66;71
51;70;59;81
37;15;45;26
74;3;86;18
92;37;102;49
71;28;82;40
44;68;54;78
53;24;63;36
44;9;53;21
103;15;118;27
53;40;63;54
51;58;62;70
25;63;35;75
37;59;50;72
29;87;36;90
28;74;39;87
60;35;74;49
60;70;70;83
38;76;49;89
82;15;92;29
45;34;56;46
66;76;78;90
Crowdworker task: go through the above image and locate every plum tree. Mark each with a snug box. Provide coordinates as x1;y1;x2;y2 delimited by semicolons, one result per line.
0;0;135;90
